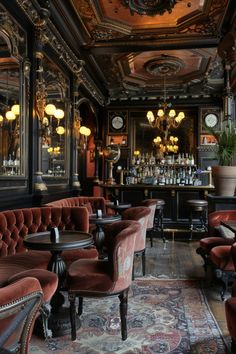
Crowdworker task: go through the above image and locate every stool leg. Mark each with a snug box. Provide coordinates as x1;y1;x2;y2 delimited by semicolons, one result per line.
189;209;193;241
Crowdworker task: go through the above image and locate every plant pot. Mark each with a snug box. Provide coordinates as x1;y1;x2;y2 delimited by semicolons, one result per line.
212;166;236;196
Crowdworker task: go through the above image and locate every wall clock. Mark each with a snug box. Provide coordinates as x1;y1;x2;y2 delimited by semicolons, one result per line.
111;115;125;130
204;113;219;128
108;111;128;134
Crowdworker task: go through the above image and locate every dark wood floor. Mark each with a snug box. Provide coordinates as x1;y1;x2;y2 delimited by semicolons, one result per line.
134;235;230;340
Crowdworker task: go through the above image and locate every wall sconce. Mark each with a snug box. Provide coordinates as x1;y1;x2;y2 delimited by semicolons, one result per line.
79;125;91;151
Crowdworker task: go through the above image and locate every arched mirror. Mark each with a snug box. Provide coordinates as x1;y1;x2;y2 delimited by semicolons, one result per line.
0;5;27;177
40;56;69;178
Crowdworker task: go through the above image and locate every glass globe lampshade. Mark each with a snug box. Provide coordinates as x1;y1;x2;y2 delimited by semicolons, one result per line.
6;110;16;121
11;104;20;115
54;109;64;119
0;115;3;122
45;104;56;116
56;126;65;135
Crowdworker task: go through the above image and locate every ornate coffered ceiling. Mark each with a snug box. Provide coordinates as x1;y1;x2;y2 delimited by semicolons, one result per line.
54;0;234;103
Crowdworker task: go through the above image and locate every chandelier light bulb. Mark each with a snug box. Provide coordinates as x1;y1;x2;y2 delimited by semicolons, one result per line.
54;109;64;119
169;109;176;118
6;110;16;121
0;115;3;122
178;112;185;120
45;104;56;116
157;109;164;118
11;104;20;115
147;111;155;122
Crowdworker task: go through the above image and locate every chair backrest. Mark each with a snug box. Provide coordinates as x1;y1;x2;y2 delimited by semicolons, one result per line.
104;220;141;292
122;206;151;252
140;199;158;229
0;277;43;354
45;196;106;214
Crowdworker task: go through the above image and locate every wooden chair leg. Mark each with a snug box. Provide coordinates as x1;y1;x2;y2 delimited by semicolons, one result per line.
78;297;83;316
142;250;146;276
132;258;135;280
69;293;77;340
119;289;129;341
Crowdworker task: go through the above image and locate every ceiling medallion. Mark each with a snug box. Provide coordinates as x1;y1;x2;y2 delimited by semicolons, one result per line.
121;0;181;16
145;56;184;77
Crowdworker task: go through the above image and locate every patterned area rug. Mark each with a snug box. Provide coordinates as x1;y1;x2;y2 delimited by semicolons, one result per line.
30;278;229;354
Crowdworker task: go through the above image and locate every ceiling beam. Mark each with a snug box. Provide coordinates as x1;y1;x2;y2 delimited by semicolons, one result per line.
83;37;220;55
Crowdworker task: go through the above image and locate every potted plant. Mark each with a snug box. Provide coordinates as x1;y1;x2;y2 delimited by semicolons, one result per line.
208;122;236;196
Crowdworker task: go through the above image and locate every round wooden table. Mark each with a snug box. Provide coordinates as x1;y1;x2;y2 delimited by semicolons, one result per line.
23;230;93;337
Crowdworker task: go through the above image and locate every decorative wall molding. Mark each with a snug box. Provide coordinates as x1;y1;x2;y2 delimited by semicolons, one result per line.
16;0;105;105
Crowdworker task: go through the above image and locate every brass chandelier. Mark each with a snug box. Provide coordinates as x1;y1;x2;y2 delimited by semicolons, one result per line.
146;76;185;136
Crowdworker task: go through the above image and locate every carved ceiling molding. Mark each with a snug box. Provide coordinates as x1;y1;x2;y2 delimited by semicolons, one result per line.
75;0;226;42
15;0;105;106
145;56;184;77
0;9;24;59
121;0;181;17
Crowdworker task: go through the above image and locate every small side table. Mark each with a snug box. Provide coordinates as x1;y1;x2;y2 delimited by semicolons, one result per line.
89;214;121;255
106;203;132;215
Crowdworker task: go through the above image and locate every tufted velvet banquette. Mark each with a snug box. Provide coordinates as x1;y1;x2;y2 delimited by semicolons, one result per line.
0;206;98;287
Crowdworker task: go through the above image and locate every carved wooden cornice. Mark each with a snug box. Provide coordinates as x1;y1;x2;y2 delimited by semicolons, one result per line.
0;8;25;59
15;0;105;105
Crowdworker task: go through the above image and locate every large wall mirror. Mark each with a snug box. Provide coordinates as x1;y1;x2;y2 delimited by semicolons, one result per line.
40;56;69;178
131;110;197;159
0;5;27;177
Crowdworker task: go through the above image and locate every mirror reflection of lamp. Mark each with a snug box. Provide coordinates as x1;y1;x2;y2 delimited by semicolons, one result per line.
79;125;91;151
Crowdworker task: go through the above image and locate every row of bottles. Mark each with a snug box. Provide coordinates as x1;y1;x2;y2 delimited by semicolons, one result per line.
2;153;20;167
131;152;195;167
125;164;202;186
1;153;20;175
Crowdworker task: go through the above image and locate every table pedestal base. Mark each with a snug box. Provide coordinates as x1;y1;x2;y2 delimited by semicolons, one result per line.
49;307;81;337
34;306;81;338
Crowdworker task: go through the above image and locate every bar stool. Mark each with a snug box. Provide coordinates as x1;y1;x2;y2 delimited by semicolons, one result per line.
186;199;208;240
155;199;166;246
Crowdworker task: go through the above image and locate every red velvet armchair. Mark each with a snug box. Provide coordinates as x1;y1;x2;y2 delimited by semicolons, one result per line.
67;220;141;341
139;199;158;247
225;243;236;352
196;210;236;271
122;206;151;278
0;277;43;354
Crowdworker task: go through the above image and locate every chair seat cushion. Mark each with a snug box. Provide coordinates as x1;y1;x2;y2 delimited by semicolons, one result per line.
7;269;58;302
68;259;114;293
200;237;234;252
62;247;98;266
210;245;234;271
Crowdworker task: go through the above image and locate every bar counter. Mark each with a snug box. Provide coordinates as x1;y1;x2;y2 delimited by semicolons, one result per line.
100;183;215;228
